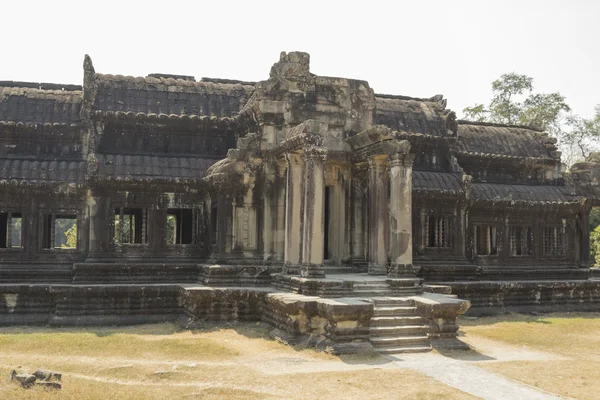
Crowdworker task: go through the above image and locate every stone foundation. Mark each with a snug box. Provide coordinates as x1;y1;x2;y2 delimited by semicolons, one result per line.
448;280;600;315
0;281;470;354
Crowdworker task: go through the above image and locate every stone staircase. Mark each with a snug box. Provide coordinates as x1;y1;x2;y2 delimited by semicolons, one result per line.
369;297;431;354
353;278;422;297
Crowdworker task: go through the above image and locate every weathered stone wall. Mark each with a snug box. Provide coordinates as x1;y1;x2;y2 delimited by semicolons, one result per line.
0;284;182;325
450;280;600;315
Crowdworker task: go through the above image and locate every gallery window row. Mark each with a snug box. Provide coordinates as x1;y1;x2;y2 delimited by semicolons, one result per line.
474;224;565;257
0;208;204;251
418;213;566;258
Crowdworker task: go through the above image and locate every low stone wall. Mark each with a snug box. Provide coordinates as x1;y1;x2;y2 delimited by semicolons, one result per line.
449;280;600;315
198;265;272;287
180;286;268;323
73;263;199;284
0;284;182;326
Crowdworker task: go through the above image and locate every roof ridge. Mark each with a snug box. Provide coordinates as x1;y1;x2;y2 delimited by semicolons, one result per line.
375;93;431;102
95;73;255;88
457;119;543;132
0;81;82;91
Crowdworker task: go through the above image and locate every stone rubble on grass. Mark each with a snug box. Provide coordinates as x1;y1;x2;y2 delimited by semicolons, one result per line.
9;368;62;390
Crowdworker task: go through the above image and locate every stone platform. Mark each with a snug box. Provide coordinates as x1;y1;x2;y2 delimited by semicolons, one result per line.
272;273;423;297
0;280;469;354
446;279;600;315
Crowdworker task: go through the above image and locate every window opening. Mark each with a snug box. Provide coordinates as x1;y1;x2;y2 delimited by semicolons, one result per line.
476;225;497;255
0;212;22;249
167;209;196;245
114;208;147;244
42;214;77;249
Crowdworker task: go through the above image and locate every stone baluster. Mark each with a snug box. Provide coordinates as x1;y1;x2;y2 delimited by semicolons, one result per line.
388;153;415;277
368;155;389;275
284;153;305;274
301;147;327;278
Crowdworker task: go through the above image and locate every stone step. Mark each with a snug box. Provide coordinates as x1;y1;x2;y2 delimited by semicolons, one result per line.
374;345;432;354
370;335;430;348
371;298;413;307
324;266;355;274
369;325;429;336
353;290;390;297
370;316;426;326
355;282;388;288
372;306;417;317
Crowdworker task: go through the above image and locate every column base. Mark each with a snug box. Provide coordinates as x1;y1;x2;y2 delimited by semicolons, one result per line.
284;263;301;275
301;263;326;278
388;263;416;277
368;263;387;275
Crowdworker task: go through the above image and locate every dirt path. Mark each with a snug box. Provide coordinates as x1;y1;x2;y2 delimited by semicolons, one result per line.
0;325;571;399
391;352;565;400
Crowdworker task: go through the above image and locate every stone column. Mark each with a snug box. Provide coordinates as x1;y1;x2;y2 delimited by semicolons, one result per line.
388;153;415;277
301;147;327;278
274;160;287;261
262;165;275;260
329;177;346;266
351;180;365;260
368;155;389;275
284;153;305;274
87;190;110;261
216;194;233;260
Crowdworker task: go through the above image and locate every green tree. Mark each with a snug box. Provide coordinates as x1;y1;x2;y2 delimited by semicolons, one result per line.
61;222;77;249
562;106;600;162
462;73;600;164
463;73;570;128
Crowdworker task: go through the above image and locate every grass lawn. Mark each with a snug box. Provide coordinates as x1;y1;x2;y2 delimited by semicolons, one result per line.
461;312;600;400
0;322;476;400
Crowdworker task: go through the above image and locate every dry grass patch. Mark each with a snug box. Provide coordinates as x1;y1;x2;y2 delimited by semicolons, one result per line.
0;322;478;399
461;312;600;399
0;323;238;361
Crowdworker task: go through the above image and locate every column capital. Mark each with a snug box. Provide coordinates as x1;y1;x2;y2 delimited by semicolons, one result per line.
302;145;327;161
389;153;415;168
368;154;388;168
285;152;305;166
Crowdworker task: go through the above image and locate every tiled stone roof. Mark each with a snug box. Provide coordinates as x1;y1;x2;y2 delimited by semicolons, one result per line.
457;122;559;160
472;183;578;203
374;95;450;136
412;171;462;192
96;154;215;181
0;83;82;124
0;158;86;184
92;74;254;118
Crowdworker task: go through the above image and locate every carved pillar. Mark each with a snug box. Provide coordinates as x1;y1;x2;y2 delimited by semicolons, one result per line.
329;171;346;266
274;160;287;261
388;153;415;277
351;177;365;260
263;165;275;260
284;153;304;274
87;190;110;260
301;147;327;278
216;194;233;260
368;155;389;275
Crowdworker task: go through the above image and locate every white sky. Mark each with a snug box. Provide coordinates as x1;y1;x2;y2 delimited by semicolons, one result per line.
2;0;598;119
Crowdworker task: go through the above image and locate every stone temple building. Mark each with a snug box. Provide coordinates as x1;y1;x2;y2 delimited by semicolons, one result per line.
1;51;600;353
